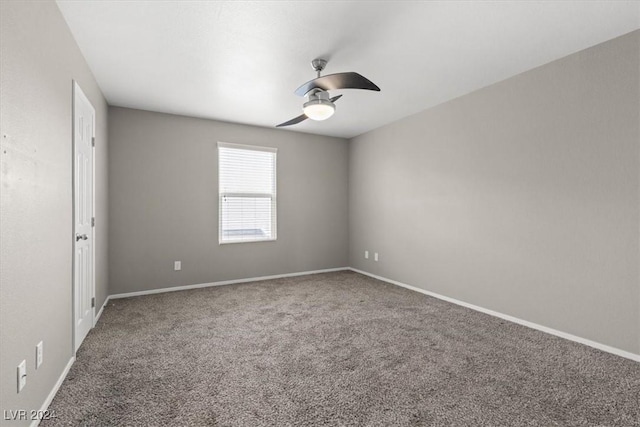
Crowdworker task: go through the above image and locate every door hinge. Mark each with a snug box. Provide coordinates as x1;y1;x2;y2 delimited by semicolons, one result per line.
91;217;95;227
91;136;95;147
91;297;95;308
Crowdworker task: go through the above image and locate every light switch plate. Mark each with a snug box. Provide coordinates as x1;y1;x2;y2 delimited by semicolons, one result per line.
174;261;181;271
374;252;379;262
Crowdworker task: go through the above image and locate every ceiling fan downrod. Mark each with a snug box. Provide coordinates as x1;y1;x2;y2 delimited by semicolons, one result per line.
311;58;327;78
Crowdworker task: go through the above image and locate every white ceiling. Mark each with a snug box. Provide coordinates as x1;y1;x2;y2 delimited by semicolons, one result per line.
56;1;639;139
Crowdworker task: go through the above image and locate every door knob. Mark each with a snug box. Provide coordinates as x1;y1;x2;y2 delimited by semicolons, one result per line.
75;233;88;241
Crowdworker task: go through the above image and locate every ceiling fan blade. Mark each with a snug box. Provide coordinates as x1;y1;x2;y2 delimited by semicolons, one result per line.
276;113;308;127
276;95;343;128
295;72;380;96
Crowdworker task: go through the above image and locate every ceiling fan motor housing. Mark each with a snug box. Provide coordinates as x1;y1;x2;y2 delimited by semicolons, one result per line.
306;89;330;102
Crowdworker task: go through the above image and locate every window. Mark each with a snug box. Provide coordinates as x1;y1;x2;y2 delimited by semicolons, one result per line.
218;142;277;244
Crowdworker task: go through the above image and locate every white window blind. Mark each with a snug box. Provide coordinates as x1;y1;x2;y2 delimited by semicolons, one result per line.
218;142;277;244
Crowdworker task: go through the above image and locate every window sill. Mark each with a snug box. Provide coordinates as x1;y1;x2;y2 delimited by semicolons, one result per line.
219;238;277;245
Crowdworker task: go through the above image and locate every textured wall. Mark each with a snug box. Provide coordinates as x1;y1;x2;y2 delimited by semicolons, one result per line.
0;1;109;423
108;107;348;295
349;31;640;354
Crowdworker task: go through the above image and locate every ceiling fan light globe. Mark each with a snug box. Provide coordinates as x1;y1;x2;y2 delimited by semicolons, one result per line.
303;99;335;121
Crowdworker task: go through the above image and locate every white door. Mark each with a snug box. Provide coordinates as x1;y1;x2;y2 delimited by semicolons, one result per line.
73;81;95;351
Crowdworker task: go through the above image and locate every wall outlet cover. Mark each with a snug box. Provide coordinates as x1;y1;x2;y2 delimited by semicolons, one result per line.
36;341;43;369
17;360;26;392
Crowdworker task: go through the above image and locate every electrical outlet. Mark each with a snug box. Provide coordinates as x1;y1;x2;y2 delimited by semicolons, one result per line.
17;360;26;392
36;341;43;369
364;250;369;259
374;252;379;262
174;261;181;271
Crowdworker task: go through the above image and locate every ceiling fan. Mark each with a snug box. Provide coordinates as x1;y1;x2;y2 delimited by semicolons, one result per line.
276;59;381;127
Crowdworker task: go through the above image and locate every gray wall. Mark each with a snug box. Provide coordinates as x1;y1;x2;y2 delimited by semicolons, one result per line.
108;107;348;295
1;4;636;423
0;0;109;424
349;31;640;355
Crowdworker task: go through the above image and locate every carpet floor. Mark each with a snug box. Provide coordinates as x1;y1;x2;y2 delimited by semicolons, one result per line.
43;271;639;426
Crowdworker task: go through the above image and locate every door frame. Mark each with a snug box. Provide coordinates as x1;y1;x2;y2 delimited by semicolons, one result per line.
72;80;96;353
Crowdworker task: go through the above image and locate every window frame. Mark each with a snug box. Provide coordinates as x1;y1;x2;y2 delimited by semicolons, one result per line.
217;141;277;245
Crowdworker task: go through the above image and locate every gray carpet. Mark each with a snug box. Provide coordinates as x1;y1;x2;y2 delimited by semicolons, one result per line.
43;271;639;426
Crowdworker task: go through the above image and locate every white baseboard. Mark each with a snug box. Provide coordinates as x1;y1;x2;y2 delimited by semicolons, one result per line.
349;267;640;363
109;267;350;300
94;296;110;325
30;356;75;427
